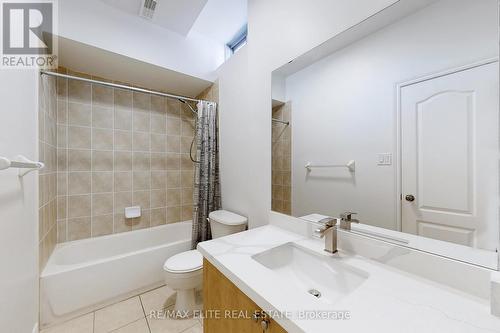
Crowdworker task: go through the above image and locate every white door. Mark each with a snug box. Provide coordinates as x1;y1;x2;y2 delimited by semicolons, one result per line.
401;62;498;251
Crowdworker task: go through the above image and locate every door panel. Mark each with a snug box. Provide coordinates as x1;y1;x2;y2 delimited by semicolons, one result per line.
401;62;499;251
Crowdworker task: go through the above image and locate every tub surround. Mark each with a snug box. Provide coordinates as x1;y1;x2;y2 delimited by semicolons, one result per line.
197;213;500;333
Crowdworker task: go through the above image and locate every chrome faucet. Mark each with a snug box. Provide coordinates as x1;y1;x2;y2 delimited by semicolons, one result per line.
315;212;360;253
315;217;339;253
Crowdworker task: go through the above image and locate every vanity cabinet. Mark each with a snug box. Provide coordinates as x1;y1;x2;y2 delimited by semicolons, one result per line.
203;259;287;333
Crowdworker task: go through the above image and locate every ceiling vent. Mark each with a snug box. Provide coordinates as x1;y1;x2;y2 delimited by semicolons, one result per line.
139;0;158;20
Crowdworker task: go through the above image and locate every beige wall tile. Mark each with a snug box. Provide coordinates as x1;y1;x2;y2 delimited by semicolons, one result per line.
114;109;132;130
166;206;181;223
68;172;91;195
92;85;113;107
57;125;67;148
150;208;166;226
92;214;113;237
133;171;150;190
92;151;113;171
151;95;164;114
166;171;180;188
67;217;91;241
166;135;180;153
68;195;91;218
114;172;132;192
181;187;193;206
150;190;166;208
166;189;181;207
181;205;193;221
180;154;194;170
68;102;91;126
114;130;132;151
92;106;113;129
92;193;114;216
166;117;181;135
133;92;150;112
115;90;133;110
92;128;113;150
57;196;66;219
92;172;113;193
133;152;150;171
133;111;150;132
114;214;131;233
151;134;166;152
57;220;67;243
68;149;91;171
68;126;91;149
133;132;149;151
133;191;150;209
151;114;166;134
166;153;180;170
151;153;166;171
114;192;132;213
68;80;91;104
166;99;180;117
131;209;150;230
114;151;132;171
151;171;167;189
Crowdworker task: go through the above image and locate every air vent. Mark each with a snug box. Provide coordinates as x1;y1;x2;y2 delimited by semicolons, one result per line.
139;0;157;20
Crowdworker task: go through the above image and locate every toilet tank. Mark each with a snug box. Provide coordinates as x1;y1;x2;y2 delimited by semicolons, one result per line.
209;210;248;239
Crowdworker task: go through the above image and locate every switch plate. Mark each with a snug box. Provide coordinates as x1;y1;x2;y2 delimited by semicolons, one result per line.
377;153;392;166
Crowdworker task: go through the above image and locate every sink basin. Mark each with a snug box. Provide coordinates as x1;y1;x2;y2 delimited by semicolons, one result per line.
252;243;368;305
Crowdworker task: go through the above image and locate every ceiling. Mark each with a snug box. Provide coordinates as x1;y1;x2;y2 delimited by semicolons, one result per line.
99;0;247;44
99;0;208;36
58;37;213;98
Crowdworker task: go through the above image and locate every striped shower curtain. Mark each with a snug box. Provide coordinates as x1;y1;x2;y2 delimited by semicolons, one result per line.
191;101;221;248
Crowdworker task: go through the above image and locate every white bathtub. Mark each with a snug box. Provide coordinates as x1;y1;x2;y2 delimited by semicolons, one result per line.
40;221;192;327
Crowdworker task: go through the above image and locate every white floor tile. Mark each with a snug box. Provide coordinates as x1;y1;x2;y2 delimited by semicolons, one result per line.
140;285;176;316
40;313;94;333
94;296;145;333
111;318;150;333
147;317;199;333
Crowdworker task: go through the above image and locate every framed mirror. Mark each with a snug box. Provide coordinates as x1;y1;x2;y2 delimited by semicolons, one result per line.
271;0;499;269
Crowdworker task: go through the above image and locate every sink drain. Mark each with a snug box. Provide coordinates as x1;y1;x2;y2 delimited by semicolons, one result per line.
308;289;321;298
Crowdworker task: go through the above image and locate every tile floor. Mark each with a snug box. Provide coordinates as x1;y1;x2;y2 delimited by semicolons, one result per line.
41;286;203;333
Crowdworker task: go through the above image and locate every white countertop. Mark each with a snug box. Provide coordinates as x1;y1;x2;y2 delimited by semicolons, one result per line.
197;224;500;333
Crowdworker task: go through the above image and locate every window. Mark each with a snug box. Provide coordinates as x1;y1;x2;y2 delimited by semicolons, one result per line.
227;26;247;55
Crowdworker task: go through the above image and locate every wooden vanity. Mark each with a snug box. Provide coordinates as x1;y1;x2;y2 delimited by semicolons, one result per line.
203;259;287;333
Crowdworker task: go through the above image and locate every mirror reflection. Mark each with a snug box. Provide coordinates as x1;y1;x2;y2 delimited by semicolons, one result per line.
271;0;499;267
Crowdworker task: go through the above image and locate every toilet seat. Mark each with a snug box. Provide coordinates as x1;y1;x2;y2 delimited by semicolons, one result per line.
164;250;202;273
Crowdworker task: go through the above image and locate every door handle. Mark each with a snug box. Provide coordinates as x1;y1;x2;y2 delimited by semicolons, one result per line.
405;194;415;202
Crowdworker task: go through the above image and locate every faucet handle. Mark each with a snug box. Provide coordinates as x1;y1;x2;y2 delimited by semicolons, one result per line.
318;217;338;227
340;212;357;221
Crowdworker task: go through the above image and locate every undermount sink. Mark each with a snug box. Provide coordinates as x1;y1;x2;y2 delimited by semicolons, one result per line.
252;243;368;305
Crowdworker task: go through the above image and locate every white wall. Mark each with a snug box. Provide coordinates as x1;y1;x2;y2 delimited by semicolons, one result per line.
0;71;39;332
217;0;399;228
58;0;225;81
285;0;498;229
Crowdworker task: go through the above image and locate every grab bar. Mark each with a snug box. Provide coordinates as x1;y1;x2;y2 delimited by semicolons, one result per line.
305;160;355;172
0;155;45;177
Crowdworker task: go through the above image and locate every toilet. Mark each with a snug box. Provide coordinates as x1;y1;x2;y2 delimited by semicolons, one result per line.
163;210;248;313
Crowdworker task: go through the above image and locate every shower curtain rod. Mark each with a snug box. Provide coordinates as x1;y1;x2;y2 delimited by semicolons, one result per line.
39;70;207;104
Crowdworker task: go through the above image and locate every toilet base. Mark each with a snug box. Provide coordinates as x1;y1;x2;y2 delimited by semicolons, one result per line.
173;288;201;316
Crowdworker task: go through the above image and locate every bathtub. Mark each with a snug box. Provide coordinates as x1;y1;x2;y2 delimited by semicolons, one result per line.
40;221;192;327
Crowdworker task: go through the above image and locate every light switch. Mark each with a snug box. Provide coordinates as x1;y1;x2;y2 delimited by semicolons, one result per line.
377;153;392;166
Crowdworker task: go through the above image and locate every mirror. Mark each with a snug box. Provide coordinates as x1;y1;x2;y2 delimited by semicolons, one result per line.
271;0;499;269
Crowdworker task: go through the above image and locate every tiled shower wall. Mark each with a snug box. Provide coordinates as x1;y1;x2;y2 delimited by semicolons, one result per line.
272;102;292;215
39;75;58;270
54;69;215;242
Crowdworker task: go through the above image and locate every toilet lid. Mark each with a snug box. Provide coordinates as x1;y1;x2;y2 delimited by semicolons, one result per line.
209;210;248;226
164;250;203;273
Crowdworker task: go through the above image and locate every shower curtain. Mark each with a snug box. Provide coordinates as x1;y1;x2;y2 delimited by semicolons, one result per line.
191;101;221;248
